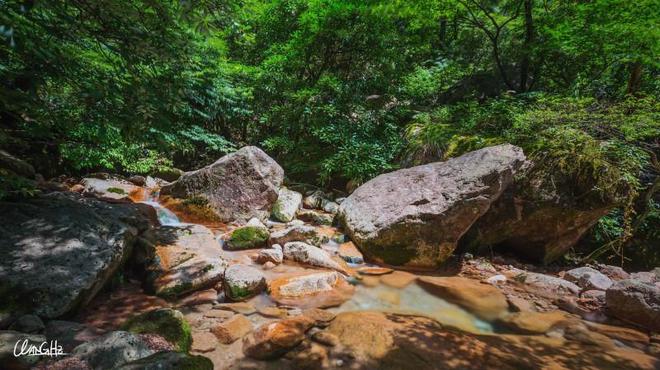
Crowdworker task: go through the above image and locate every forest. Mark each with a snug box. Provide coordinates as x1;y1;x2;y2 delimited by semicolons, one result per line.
0;0;658;267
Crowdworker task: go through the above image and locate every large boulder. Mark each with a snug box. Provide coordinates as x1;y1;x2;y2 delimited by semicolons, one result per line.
606;279;660;331
338;144;526;268
81;177;142;202
161;146;284;223
0;192;153;319
461;163;613;264
143;224;228;298
71;331;155;369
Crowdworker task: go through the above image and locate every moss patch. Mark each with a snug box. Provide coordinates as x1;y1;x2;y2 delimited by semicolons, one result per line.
227;226;269;250
107;187;126;194
121;308;192;352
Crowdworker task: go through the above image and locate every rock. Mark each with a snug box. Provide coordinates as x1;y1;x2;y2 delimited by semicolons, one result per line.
339;144;526;268
254;244;283;264
297;209;334;226
191;331;217;353
418;276;509;320
70;184;85;193
72;331;155;369
321;200;340;214
630;271;658;284
380;271;417;289
151;167;184;182
338;241;364;264
223;264;267;301
8;315;44;334
303;191;325;209
203;310;234;319
211;314;253;344
115;351;213;370
283;242;346;273
584;321;650;347
127;175;146;187
263;261;276;270
161;146;284;223
499;311;576;334
269;272;355;308
257;306;289;318
518;272;580;296
121;308;192;352
45;321;105;352
461;162;614;265
506;296;534;312
0;150;35;178
242;316;315;360
144;224;228;298
271;187;303;222
582;289;606;303
0;330;46;369
269;224;327;246
606;279;660;331
596;264;630;281
81;177;141;201
564;267;613;291
246;217;267;229
227;225;270;250
0;192;152;318
484;274;507;285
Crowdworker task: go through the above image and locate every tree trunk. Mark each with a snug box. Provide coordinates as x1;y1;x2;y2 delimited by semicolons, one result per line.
519;0;534;92
626;61;643;95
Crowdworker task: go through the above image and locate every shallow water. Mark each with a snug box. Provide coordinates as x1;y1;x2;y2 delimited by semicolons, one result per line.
145;189;495;335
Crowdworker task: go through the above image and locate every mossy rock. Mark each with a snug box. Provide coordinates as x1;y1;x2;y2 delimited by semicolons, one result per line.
107;187;126;194
121;308;192;352
116;351;213;370
227;226;269;250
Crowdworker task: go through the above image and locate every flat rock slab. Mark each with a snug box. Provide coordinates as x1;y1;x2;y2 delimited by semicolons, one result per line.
0;192;152;318
339;144;526;268
269;272;355;308
147;224;228;298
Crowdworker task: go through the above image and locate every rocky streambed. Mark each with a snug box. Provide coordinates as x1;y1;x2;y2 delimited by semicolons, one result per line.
1;146;658;369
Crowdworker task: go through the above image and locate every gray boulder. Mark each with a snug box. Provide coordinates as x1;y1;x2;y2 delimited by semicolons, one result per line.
339;144;526;268
72;331;155;369
564;267;613;291
519;272;580;295
271;187;302;222
0;192;153;318
82;177;141;202
8;315;44;334
0;330;45;369
0;150;35;179
161;146;284;223
269;224;327;246
606;279;660;331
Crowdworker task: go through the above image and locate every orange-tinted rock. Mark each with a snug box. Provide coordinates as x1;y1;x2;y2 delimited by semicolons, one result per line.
499;311;577;334
417;276;509;320
357;267;393;275
211;314;253;344
269;272;355;308
338;242;364;264
191;331;217;353
242;316;315;359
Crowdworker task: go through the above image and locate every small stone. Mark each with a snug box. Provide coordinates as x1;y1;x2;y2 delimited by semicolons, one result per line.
283;242;346;273
564;267;613;291
303;308;336;326
271;188;303;222
246;217;267;229
263;261;276;270
203;310;234;319
338;242;364;264
269;224;326;246
581;289;606;303
211;314;253;344
506;295;534;312
191;331;217;353
596;264;629;281
519;272;580;295
254;244;283;264
224;264;267;301
321;200;340;215
484;274;507;285
297;209;334;226
227;226;270;250
176;289;218;307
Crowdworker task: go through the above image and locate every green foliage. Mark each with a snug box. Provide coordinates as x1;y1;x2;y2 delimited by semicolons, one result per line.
0;169;38;200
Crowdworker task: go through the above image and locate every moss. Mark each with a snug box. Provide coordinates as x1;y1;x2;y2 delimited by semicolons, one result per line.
122;352;213;370
107;187;126;194
227;226;269;250
226;284;254;301
122;308;192;352
157;281;194;299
